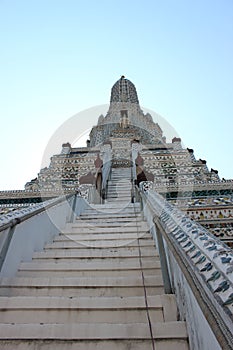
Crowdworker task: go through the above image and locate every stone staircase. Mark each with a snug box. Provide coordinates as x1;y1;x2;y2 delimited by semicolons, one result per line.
106;167;132;202
0;168;189;349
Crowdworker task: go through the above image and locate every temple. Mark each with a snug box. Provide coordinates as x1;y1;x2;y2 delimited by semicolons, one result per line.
1;76;232;246
0;77;232;349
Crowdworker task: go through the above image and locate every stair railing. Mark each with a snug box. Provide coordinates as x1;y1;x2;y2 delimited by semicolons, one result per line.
0;192;87;277
139;181;233;350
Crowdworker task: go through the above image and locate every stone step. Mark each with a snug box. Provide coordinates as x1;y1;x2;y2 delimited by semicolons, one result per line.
109;179;131;182
0;307;162;325
0;295;173;310
105;198;132;201
80;211;141;217
80;209;140;216
106;196;131;199
107;186;132;189
0;277;164;297
50;238;154;248
58;234;151;243
107;186;131;189
46;242;153;249
107;193;131;198
44;239;155;249
76;216;143;223
108;183;131;186
106;196;132;200
110;173;131;175
46;240;155;250
106;189;131;193
111;174;131;176
108;178;131;181
0;275;163;288
59;234;151;243
108;183;132;186
19;260;161;271
107;181;131;183
32;257;159;265
105;197;132;201
78;213;143;220
109;176;131;179
0;295;175;313
83;203;139;209
17;262;161;278
16;270;160;278
62;226;148;234
0;285;164;298
106;197;132;201
26;267;159;277
110;176;131;179
0;295;177;325
34;245;159;253
80;206;139;211
107;185;131;188
107;186;131;190
0;322;188;343
108;184;131;187
111;171;131;174
110;173;131;176
0;339;189;350
84;207;139;213
67;222;146;229
61;230;149;237
74;221;144;227
108;186;131;189
32;247;159;259
106;184;131;187
108;176;131;178
66;221;148;228
66;220;149;229
91;202;140;208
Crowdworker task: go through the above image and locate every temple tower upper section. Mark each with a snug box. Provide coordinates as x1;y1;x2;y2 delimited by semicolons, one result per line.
89;76;164;146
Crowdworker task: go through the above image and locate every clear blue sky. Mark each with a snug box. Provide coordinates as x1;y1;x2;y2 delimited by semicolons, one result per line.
0;0;232;190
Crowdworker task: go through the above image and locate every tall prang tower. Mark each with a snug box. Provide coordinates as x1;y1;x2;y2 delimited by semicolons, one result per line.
1;76;233;246
89;75;164;147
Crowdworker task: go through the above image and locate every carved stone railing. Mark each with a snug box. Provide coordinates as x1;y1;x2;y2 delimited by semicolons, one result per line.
0;192;89;277
139;182;233;350
0;194;73;228
0;193;79;276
